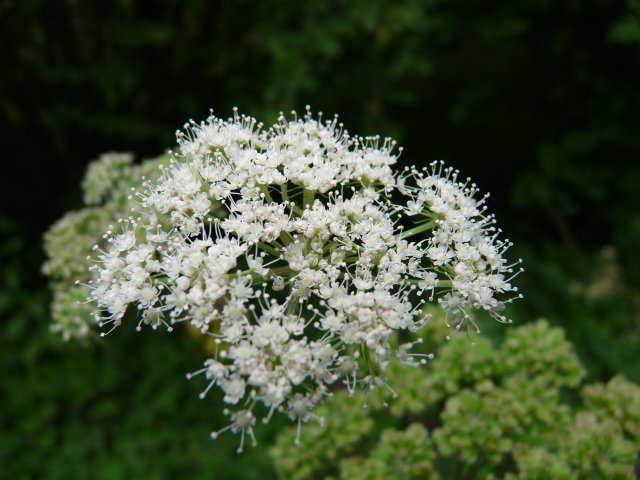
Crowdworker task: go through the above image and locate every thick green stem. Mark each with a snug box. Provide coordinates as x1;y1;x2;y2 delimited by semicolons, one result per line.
258;242;280;258
302;188;316;208
279;231;294;247
259;185;274;203
280;183;290;203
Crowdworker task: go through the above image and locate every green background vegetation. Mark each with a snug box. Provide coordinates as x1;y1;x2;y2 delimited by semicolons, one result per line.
272;319;640;479
1;0;639;478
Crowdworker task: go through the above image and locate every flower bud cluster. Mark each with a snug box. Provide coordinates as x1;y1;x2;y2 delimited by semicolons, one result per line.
272;319;640;479
86;108;520;447
43;152;168;340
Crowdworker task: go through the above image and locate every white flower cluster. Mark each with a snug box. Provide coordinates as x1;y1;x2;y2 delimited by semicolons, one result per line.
86;107;521;451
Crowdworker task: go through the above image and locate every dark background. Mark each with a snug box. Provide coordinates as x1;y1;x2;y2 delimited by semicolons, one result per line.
1;1;639;478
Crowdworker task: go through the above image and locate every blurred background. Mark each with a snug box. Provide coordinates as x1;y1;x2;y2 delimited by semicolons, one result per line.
1;0;639;478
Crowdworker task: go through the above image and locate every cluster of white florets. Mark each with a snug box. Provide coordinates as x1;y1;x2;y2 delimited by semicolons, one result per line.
86;107;521;451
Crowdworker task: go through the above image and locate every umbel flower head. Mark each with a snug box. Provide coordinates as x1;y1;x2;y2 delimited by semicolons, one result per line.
43;152;169;340
83;107;521;451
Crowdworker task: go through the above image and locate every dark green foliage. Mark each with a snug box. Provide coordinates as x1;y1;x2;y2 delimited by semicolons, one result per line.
271;320;640;479
0;218;280;480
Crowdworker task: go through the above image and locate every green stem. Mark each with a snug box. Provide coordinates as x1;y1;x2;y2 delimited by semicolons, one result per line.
408;278;452;288
281;183;290;203
269;265;297;277
400;220;438;240
302;188;316;208
258;242;280;258
286;295;298;315
279;231;294;247
259;185;274;203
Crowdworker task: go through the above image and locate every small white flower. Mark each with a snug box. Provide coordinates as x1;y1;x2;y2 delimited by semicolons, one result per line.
86;109;520;449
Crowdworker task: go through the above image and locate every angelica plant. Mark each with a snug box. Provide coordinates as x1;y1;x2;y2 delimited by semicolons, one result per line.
48;107;522;450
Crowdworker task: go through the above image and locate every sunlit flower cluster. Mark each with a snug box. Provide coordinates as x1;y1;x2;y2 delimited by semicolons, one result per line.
85;107;521;450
